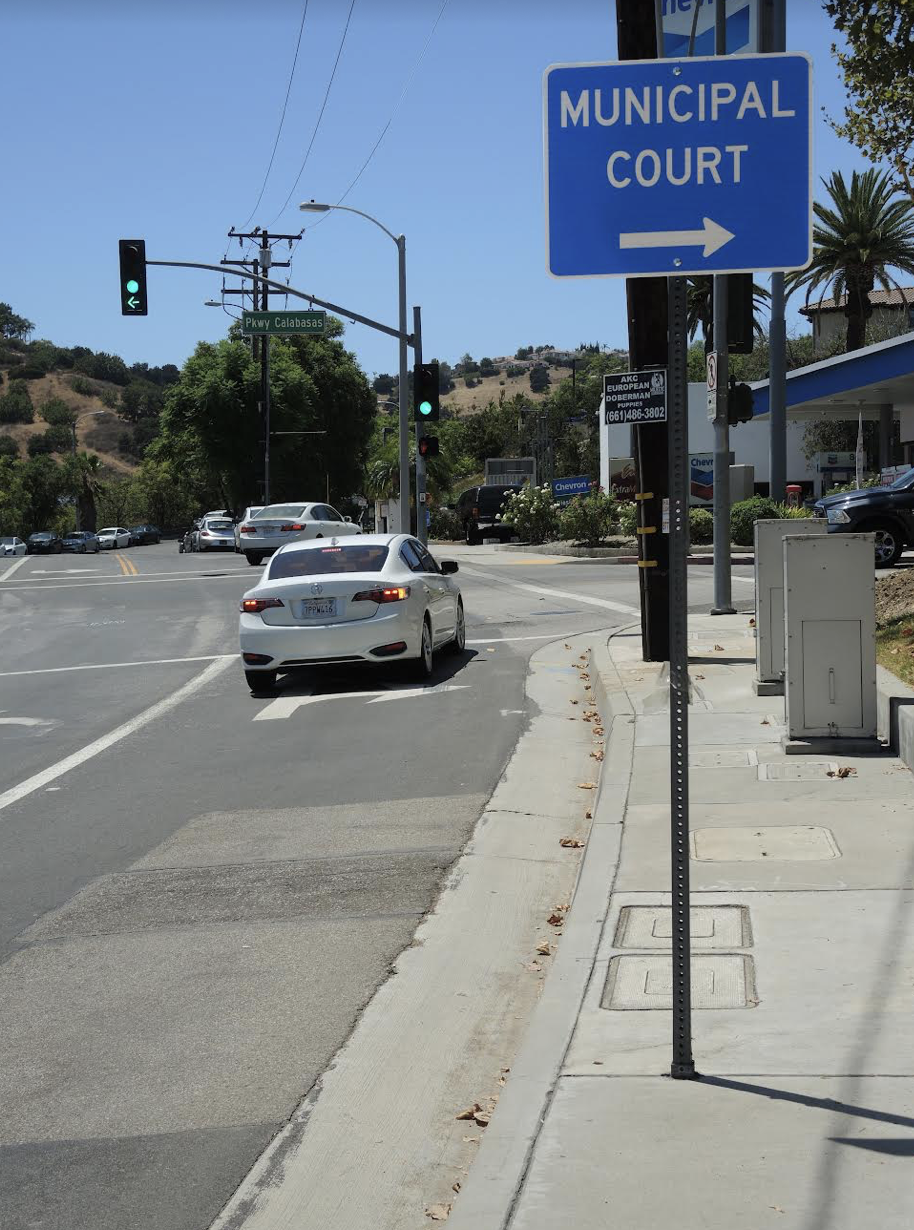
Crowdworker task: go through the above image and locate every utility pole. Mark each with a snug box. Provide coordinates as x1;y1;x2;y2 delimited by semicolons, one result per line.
413;306;427;545
711;2;736;616
221;227;301;507
616;0;669;662
764;0;788;502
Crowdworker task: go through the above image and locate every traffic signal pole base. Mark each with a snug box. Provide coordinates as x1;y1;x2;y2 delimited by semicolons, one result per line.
670;1061;700;1081
710;606;737;616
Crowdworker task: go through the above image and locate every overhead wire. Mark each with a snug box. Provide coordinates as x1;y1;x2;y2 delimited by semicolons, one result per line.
239;0;311;229
307;0;450;229
269;0;359;225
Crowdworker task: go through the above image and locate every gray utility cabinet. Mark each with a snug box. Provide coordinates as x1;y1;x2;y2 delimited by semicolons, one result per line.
754;518;826;693
783;534;877;749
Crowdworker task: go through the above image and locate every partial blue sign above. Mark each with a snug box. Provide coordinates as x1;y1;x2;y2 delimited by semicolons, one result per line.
544;53;812;278
659;0;760;58
552;475;592;501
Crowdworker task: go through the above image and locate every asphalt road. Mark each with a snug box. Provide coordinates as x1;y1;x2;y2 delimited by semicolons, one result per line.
0;540;755;1230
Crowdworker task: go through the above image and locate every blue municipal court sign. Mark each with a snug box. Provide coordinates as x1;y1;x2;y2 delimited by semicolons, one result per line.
543;53;812;278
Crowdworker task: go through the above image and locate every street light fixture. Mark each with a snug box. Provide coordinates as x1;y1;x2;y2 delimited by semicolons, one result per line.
300;200;409;534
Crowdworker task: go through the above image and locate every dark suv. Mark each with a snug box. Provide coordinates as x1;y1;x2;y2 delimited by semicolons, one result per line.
814;467;914;566
455;484;521;545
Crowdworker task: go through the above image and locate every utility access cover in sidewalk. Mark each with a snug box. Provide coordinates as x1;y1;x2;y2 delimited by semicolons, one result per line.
691;826;840;861
602;955;756;1010
614;905;751;949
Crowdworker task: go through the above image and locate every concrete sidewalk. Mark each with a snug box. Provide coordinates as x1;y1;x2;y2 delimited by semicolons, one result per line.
450;613;914;1230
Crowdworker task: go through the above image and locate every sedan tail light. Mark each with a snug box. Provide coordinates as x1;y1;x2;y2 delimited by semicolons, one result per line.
240;525;256;534
279;523;305;532
352;586;410;604
240;597;285;614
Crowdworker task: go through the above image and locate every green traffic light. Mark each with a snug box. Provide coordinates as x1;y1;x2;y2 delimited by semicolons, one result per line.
419;401;432;416
126;279;139;294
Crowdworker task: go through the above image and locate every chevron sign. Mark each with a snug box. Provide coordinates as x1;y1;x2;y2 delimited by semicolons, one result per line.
659;0;760;58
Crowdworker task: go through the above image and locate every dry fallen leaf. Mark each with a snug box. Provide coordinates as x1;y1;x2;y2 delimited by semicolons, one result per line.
453;1181;462;1193
891;648;901;655
593;726;605;736
579;672;590;681
547;912;564;927
564;643;572;649
474;1111;491;1127
560;837;585;848
426;1203;452;1221
570;698;579;705
455;1103;483;1121
462;1135;479;1143
749;618;756;627
497;1075;507;1086
591;750;604;762
828;766;856;779
694;673;705;680
713;644;725;652
585;809;593;819
761;719;770;726
536;940;553;955
525;961;543;972
578;781;597;790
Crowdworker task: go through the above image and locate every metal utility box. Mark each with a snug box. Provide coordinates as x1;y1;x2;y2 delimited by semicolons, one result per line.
783;534;878;752
753;518;826;695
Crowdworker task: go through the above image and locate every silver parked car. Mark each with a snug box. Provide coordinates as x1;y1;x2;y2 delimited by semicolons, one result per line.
234;506;264;552
61;531;100;553
194;516;236;551
237;502;361;566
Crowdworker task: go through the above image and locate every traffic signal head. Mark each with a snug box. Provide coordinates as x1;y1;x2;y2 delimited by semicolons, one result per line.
118;239;148;316
728;380;754;426
418;436;439;458
414;361;440;422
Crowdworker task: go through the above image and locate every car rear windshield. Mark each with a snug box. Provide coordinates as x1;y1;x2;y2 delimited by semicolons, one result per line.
253;505;306;520
206;520;233;530
269;544;390;578
0;537;16;544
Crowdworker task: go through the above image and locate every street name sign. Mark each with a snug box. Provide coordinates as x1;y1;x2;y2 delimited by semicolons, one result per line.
543;53;812;278
604;371;667;425
242;310;326;336
658;0;760;58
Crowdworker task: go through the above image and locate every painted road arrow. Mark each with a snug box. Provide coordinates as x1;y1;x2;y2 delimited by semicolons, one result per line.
252;681;470;721
619;217;735;258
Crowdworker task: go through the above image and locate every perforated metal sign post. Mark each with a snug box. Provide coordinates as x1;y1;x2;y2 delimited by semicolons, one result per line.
667;276;696;1080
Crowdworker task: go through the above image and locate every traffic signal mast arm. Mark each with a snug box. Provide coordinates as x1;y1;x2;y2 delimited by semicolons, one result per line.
144;259;414;345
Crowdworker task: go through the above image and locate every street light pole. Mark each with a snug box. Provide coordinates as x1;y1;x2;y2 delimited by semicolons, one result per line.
300;201;410;534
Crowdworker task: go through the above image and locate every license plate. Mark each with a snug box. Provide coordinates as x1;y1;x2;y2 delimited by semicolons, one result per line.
301;598;336;618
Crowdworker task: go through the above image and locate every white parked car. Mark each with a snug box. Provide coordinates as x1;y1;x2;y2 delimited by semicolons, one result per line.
1;536;27;557
234;506;263;552
96;527;131;550
238;502;361;566
239;534;465;693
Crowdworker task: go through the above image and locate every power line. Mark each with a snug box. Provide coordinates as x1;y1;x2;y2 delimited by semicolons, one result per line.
311;0;450;223
240;0;311;229
269;0;359;225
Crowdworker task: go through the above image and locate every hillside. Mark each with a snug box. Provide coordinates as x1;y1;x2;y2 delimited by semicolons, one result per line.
0;368;136;473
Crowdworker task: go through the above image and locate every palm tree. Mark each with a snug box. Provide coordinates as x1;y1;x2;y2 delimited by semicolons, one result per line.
686;277;770;350
786;168;914;351
71;451;105;531
364;438;453;504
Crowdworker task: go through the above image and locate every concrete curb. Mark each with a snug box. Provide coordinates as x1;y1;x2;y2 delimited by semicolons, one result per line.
493;541;752;563
877;664;914;771
447;628;636;1230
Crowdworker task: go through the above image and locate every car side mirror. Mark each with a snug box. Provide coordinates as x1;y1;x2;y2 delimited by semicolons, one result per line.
343;516;352;522
441;560;459;574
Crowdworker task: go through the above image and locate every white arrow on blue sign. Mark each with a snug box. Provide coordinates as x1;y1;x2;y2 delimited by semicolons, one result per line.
543;53;812;279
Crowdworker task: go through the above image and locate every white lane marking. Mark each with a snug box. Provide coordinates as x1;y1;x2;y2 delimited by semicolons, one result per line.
0;657;234;815
466;633;575;644
0;556;29;582
253;681;470;721
0;715;53;728
732;575;755;585
30;568;105;575
0;654;234;679
0;572;250;592
459;565;639;616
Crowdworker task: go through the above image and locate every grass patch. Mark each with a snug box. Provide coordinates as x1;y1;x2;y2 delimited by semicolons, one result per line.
876;619;914;688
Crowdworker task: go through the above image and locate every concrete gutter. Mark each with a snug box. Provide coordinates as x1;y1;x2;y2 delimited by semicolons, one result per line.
447;627;632;1230
877;663;914;771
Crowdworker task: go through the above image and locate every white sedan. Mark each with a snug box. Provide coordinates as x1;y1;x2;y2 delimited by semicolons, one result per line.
239;534;465;693
237;502;360;566
96;527;131;549
1;536;27;557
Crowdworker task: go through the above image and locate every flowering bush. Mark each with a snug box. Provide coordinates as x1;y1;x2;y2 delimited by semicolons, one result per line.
558;488;616;546
428;506;462;541
616;501;637;537
499;484;561;544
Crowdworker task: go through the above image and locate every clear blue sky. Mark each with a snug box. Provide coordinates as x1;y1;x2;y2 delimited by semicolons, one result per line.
1;0;869;380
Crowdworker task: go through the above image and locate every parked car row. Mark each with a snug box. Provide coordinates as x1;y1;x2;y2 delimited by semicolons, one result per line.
177;503;362;565
0;525;162;556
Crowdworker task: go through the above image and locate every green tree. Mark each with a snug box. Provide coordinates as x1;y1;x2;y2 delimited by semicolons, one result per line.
0;303;34;340
529;365;550;393
40;396;77;428
0;435;18;459
825;1;914;204
785;168;914;351
0;383;34;424
686;278;771;349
